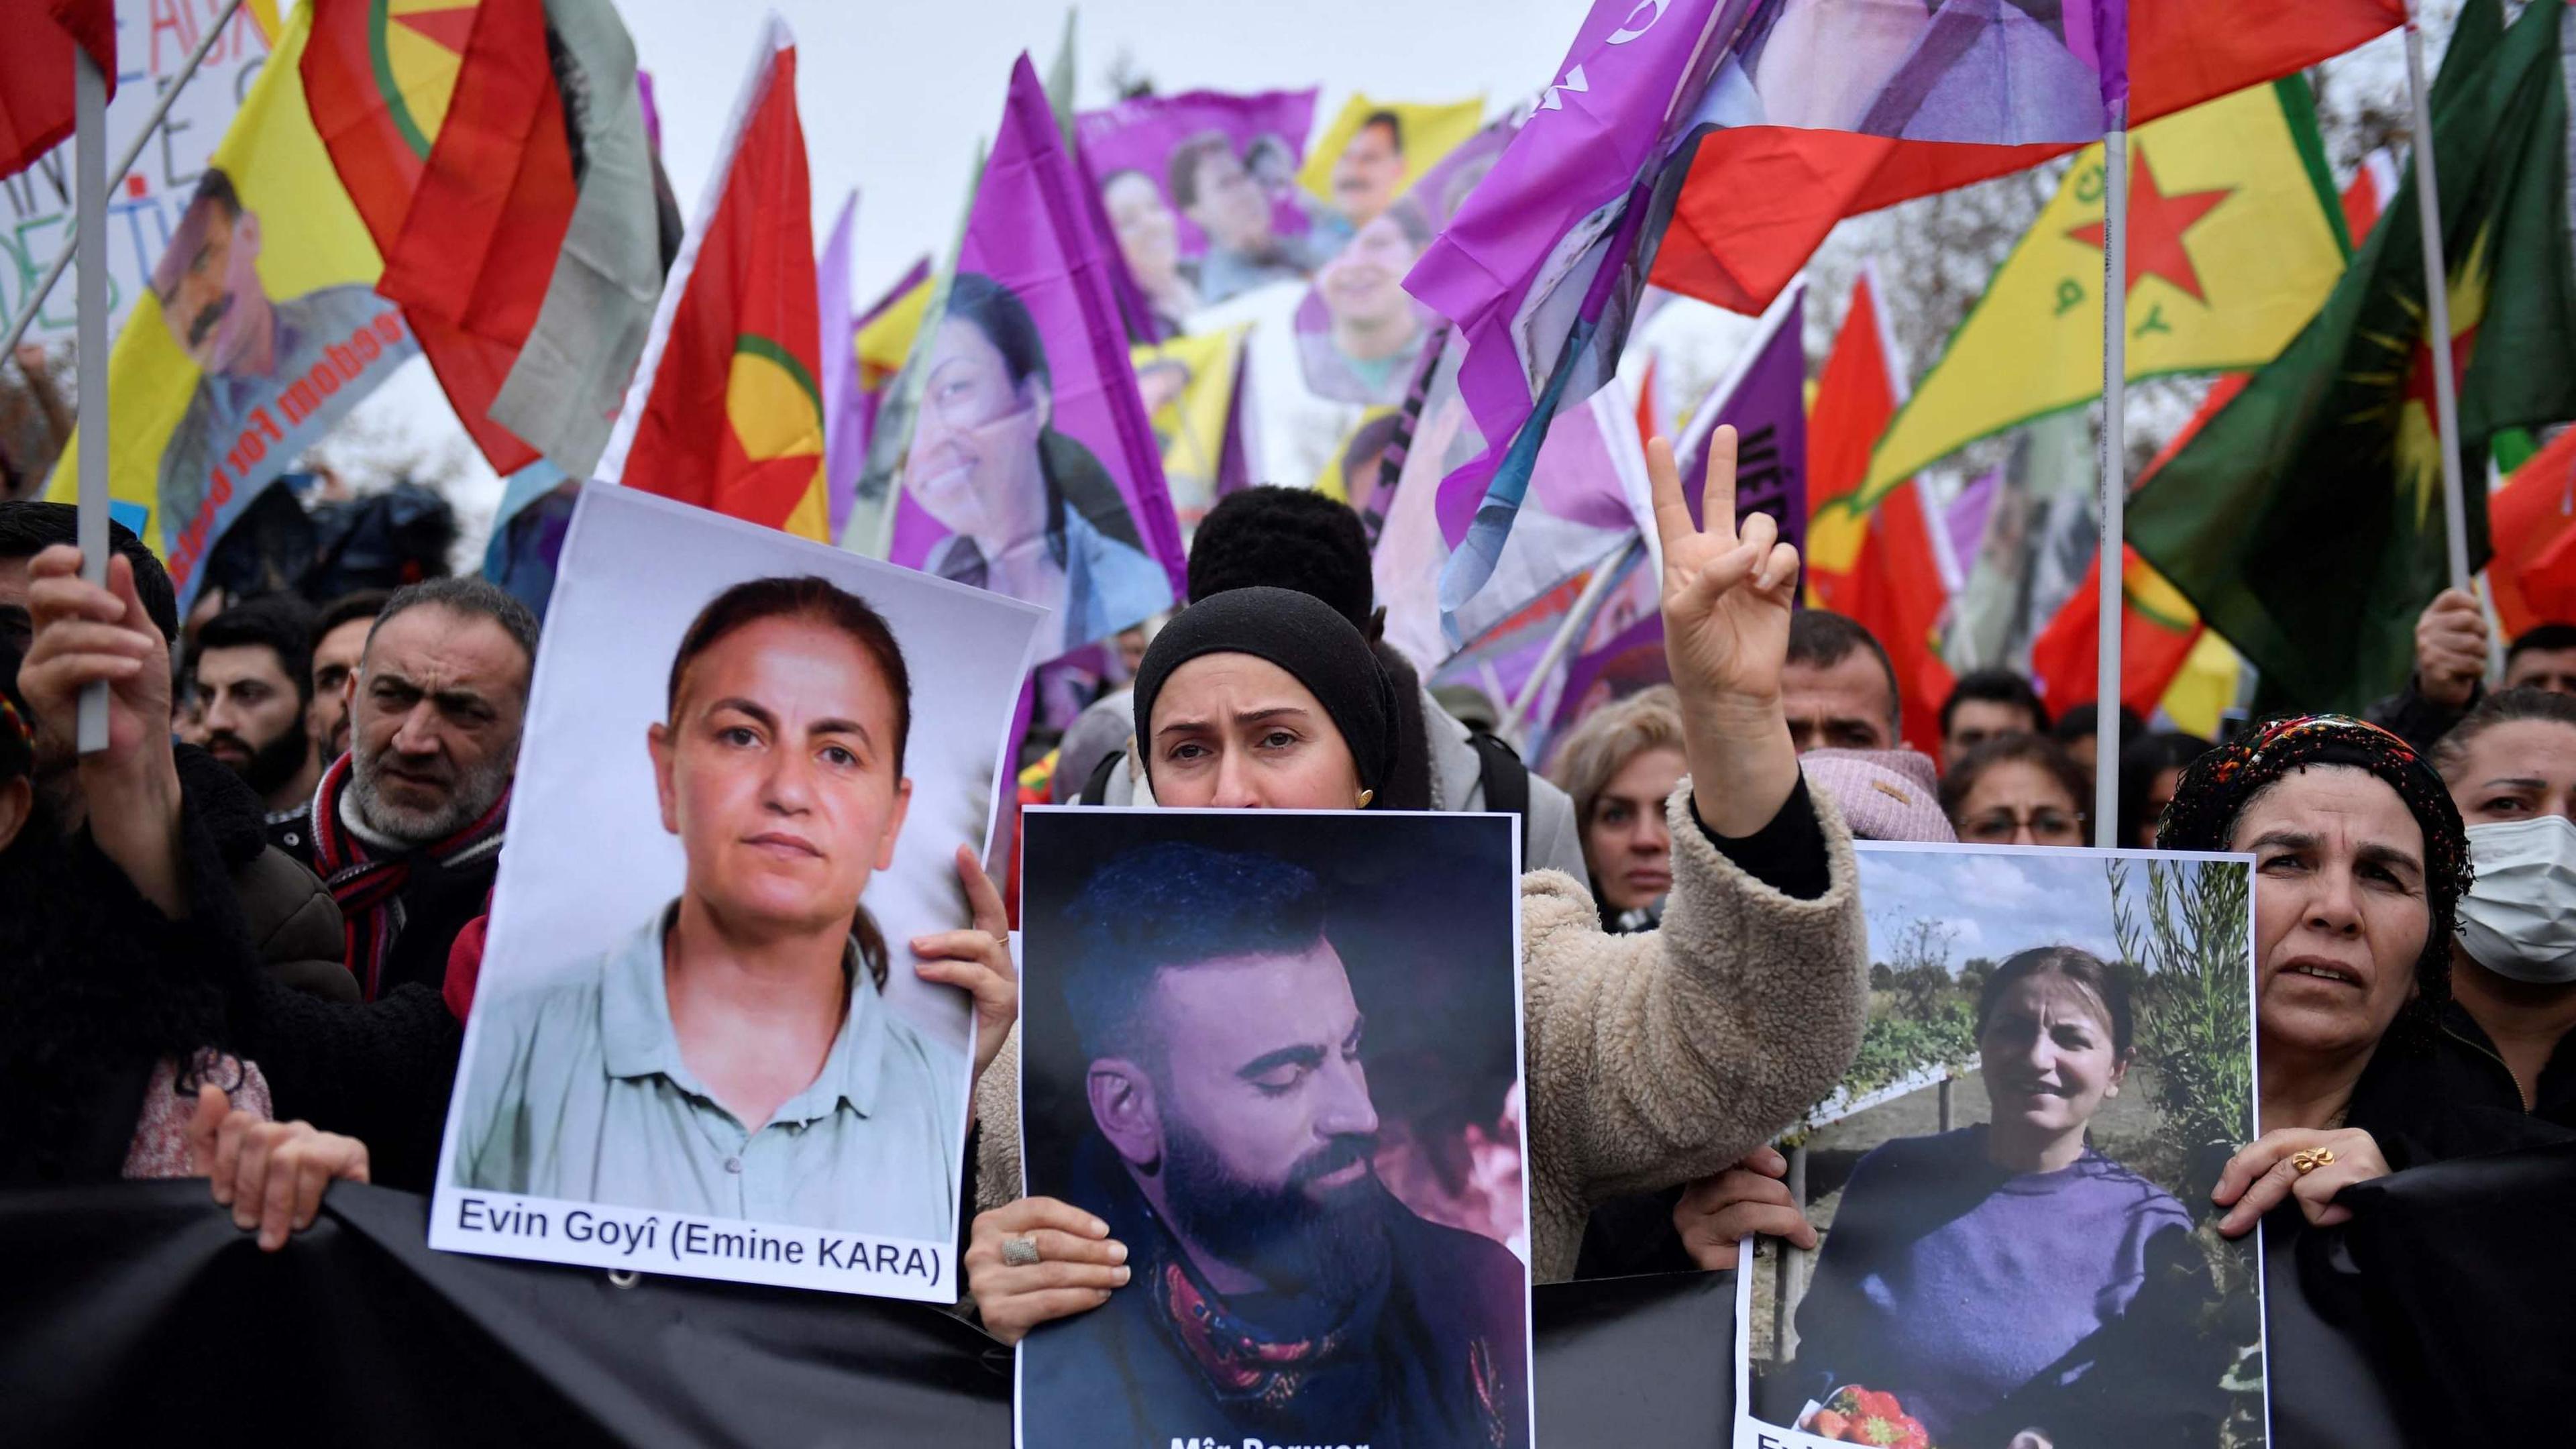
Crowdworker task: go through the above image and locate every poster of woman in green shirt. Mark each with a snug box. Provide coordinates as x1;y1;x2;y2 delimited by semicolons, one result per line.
433;487;1048;1302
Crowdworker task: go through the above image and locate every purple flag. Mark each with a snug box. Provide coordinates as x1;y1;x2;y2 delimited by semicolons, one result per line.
1944;463;2002;588
1375;331;1659;669
1492;274;1808;742
1405;0;1746;615
1544;604;1670;736
890;56;1187;660
1411;0;2130;618
1672;276;1807;551
818;192;865;543
1075;88;1326;313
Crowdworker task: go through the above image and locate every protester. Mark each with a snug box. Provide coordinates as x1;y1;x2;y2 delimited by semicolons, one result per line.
449;576;1014;1235
1778;947;2222;1447
307;588;390;770
2147;714;2576;1442
1076;485;1589;879
1781;609;1899;753
2117;729;2211;849
193;595;323;858
2050;700;2143;779
1545;684;1684;931
1938;666;2048;773
2;552;407;1240
966;427;1870;1343
315;577;533;1000
1939;733;2089;847
2;502;347;998
2345;689;2576;1131
2370;585;2576;749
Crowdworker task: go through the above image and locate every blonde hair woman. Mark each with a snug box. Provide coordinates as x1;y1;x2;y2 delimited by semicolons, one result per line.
1547;686;1687;930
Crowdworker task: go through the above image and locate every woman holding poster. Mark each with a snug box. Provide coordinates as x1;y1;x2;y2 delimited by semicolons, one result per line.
452;575;992;1242
1784;946;2222;1448
909;272;1171;655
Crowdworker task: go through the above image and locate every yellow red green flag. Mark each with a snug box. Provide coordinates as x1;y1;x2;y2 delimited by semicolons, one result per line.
49;3;426;610
1857;78;2349;509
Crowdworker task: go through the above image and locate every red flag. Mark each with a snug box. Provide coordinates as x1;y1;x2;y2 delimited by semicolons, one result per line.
1652;0;2404;315
303;0;572;474
1805;268;1952;757
2490;427;2576;638
1;0;115;181
376;0;579;474
598;19;827;538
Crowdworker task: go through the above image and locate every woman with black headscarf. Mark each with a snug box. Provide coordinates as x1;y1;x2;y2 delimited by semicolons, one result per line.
2158;714;2576;1446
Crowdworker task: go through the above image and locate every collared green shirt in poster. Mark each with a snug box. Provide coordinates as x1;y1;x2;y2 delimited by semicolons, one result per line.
453;908;966;1240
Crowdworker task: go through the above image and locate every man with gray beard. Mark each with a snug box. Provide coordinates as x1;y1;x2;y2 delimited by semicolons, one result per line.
309;578;535;1001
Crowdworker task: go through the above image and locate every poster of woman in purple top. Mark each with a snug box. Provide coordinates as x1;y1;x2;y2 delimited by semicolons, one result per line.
1735;843;2260;1449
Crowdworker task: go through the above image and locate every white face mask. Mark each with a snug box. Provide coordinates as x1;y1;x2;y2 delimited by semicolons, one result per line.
2459;815;2576;984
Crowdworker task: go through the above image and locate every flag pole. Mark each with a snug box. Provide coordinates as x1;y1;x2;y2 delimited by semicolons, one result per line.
0;0;250;364
2405;3;2473;592
72;40;111;753
2093;117;2128;848
1497;534;1640;745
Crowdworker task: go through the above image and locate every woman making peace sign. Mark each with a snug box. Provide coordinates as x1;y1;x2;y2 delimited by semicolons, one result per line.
967;427;1873;1340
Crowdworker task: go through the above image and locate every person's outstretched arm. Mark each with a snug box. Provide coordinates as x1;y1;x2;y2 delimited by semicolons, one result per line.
1518;430;1869;1281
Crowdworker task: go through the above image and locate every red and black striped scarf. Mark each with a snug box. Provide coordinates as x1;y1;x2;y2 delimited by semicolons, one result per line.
309;752;509;1000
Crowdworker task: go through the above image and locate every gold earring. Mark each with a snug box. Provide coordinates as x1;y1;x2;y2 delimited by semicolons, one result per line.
1355;788;1375;808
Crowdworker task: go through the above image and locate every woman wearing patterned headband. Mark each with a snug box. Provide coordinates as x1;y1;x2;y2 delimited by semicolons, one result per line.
2159;712;2576;1442
2153;715;2475;1234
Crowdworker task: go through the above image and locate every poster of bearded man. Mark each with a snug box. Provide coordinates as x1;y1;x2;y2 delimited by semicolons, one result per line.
1015;806;1533;1449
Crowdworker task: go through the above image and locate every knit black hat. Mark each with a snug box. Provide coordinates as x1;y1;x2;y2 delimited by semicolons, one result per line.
1132;586;1398;802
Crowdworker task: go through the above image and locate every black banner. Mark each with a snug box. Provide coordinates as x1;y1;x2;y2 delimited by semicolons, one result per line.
17;1157;2559;1448
1;1182;1736;1448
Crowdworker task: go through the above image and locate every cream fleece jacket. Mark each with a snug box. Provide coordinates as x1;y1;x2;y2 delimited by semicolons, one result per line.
975;779;1870;1285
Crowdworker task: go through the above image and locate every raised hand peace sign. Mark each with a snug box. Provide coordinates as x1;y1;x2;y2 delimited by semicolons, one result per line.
1646;427;1805;837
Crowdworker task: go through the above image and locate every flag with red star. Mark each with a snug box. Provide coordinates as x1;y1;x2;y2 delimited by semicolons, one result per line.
2130;0;2576;714
2026;155;2398;727
1856;78;2349;509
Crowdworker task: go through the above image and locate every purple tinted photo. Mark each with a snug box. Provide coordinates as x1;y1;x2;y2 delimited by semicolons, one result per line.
893;57;1185;660
1079;88;1329;307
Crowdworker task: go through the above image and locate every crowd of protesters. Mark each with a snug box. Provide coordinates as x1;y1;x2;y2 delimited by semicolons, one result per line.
4;411;2575;1445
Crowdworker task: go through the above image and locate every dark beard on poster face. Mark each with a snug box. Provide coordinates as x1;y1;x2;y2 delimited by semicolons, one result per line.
209;723;312;799
1159;1120;1391;1313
